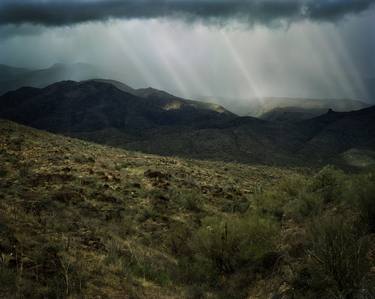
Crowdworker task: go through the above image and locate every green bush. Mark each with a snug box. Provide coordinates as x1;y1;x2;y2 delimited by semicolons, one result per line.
0;267;17;296
309;166;345;203
284;192;323;222
254;174;322;222
346;174;375;232
180;191;202;212
254;189;286;221
305;214;373;298
189;215;279;275
0;166;7;177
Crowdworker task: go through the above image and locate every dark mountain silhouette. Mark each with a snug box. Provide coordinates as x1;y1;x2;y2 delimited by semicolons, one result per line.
0;79;374;166
0;64;31;80
296;107;375;161
259;106;329;122
0;80;234;132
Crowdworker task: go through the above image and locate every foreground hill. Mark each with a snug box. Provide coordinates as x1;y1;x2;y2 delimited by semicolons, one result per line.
0;80;374;166
0;119;295;298
1;120;374;298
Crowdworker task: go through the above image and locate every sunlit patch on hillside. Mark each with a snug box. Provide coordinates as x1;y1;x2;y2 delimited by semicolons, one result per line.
163;100;183;110
341;148;375;168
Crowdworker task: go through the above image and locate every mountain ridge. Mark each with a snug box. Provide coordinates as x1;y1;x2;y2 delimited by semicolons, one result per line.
1;80;374;166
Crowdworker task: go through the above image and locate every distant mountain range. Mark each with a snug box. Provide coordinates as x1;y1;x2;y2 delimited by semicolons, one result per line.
0;78;374;166
1;63;372;122
204;96;370;120
0;63;105;95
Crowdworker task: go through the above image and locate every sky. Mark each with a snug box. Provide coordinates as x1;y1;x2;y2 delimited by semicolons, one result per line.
0;0;374;103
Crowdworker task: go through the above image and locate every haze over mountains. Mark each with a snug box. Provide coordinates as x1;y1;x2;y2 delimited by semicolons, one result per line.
227;97;369;117
0;77;374;167
0;63;371;122
0;63;106;96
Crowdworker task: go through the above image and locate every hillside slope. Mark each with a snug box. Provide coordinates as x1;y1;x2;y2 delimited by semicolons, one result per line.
1;120;374;298
0;119;295;298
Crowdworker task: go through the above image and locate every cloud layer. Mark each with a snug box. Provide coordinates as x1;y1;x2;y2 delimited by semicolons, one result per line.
1;0;375;26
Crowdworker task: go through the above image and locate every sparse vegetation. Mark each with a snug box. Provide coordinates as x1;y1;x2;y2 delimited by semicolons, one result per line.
0;119;374;298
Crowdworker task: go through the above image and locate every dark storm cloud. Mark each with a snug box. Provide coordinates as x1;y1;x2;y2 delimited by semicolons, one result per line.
0;0;374;27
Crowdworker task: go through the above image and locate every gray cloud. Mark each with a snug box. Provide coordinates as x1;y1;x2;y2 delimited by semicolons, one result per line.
0;0;374;27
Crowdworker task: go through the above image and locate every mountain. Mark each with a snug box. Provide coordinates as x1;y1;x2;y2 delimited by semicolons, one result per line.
0;80;301;165
90;81;231;115
0;79;234;132
0;63;104;95
0;64;31;80
88;78;137;95
297;107;375;161
0;79;374;166
259;106;329;122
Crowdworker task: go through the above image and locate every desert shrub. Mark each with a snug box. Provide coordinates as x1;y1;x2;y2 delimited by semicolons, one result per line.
175;189;202;212
73;154;95;164
18;162;32;178
284;192;323;222
189;214;280;276
129;257;171;286
21;241;89;298
182;195;202;211
104;239;126;269
277;175;309;197
309;166;345;203
254;175;320;222
0;166;8;177
254;189;286;221
9;136;24;151
104;238;173;286
185;284;206;299
0;267;17;296
167;225;192;256
137;208;160;222
221;198;250;213
345;173;375;232
125;250;172;286
304;214;373;298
